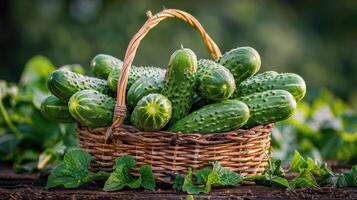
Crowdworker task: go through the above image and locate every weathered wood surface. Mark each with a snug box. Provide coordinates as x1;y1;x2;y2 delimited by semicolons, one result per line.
0;167;356;200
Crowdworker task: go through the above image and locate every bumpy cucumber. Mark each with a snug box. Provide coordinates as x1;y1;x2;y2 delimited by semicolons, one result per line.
47;70;112;102
90;54;123;79
190;94;213;112
107;66;165;92
237;72;306;100
40;95;75;123
168;100;249;133
59;64;85;75
130;94;172;131
126;75;164;110
196;59;236;101
163;48;197;125
218;47;261;85
68;90;115;128
238;90;297;127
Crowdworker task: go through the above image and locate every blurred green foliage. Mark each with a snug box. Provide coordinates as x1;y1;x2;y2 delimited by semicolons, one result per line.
0;56;77;172
0;0;356;108
273;90;357;164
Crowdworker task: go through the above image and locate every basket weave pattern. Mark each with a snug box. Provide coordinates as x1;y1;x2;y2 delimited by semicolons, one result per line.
77;9;272;184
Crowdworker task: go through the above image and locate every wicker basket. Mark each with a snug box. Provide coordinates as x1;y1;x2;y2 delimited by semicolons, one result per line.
77;9;272;184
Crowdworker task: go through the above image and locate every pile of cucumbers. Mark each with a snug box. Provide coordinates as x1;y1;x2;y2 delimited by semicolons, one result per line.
41;46;306;134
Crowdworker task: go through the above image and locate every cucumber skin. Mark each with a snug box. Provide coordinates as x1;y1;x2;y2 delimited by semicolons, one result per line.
237;90;297;128
90;54;123;79
130;94;172;131
47;70;112;102
168;100;250;133
68;90;115;128
197;59;236;101
163;48;197;125
40;95;76;123
218;46;261;85
107;66;165;92
126;75;164;110
58;64;85;75
236;72;306;101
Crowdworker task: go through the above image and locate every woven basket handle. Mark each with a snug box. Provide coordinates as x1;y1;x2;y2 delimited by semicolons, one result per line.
110;8;222;131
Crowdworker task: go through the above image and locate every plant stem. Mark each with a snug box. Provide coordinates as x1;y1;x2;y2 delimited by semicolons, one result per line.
0;99;22;137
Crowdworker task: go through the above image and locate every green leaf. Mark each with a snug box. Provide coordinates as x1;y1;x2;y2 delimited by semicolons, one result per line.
182;168;207;195
327;166;357;187
103;155;155;192
288;151;306;173
19;55;55;92
139;165;155;191
212;162;243;186
271;176;290;188
103;165;141;192
173;174;184;191
196;168;211;184
289;169;318;189
46;148;102;189
115;155;136;171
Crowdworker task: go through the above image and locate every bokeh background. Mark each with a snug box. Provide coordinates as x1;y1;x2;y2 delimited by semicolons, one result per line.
1;0;357;105
0;0;356;172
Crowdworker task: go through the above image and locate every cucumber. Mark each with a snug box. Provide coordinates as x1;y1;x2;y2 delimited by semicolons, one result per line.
126;75;164;110
58;64;85;75
190;94;213;112
107;66;165;92
68;90;115;128
168;100;249;133
237;72;306;101
40;95;75;123
47;70;112;102
218;47;261;85
238;90;297;128
196;59;236;101
90;54;123;79
130;94;172;131
163;47;197;125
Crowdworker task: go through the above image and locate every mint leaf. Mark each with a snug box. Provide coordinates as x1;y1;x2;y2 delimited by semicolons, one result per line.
288;151;306;173
139;165;155;191
115;155;136;171
289;169;318;189
212;162;243;186
326;166;357;187
271;176;290;188
46;149;106;189
103;155;156;192
182;168;207;194
173;174;184;191
196;168;211;184
180;163;243;194
103;165;141;191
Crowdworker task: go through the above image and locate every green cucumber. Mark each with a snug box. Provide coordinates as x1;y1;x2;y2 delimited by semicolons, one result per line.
196;59;236;101
168;100;249;133
40;95;75;123
130;94;172;131
218;47;261;85
163;47;197;125
90;54;123;79
127;75;164;110
59;64;85;75
107;66;165;92
47;70;112;102
68;90;115;128
190;94;213;112
238;90;297;128
237;72;306;101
